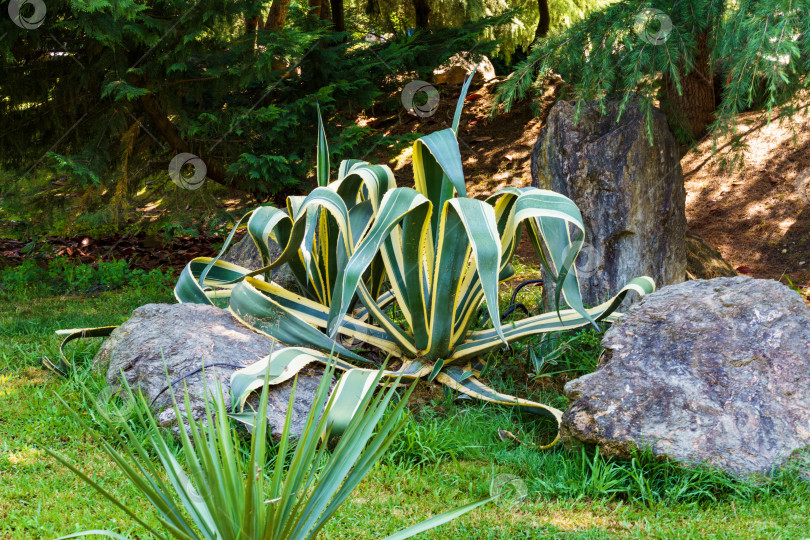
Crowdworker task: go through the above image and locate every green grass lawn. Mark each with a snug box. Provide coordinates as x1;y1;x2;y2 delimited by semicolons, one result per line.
2;279;810;539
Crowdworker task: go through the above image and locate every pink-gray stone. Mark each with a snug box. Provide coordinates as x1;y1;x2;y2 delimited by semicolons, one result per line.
93;303;327;439
221;233;296;289
561;277;810;477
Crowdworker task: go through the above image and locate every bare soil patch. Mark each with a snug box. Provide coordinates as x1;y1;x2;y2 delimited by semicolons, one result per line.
683;109;810;293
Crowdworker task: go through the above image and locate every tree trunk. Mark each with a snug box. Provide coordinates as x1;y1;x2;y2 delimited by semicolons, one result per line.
265;0;291;29
534;0;550;41
413;0;430;28
138;93;229;186
320;0;332;23
330;0;345;31
266;0;292;70
246;17;263;32
662;31;715;141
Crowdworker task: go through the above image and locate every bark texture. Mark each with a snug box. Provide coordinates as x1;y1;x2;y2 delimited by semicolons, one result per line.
265;0;291;29
663;31;716;140
532;98;687;309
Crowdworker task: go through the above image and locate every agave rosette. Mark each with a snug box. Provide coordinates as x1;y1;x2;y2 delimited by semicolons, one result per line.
170;78;655;443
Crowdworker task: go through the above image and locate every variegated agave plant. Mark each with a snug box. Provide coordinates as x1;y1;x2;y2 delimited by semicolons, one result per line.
172;78;655;444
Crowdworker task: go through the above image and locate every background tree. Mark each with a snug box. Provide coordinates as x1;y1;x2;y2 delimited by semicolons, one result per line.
350;0;604;60
0;0;494;235
535;0;550;41
496;0;810;152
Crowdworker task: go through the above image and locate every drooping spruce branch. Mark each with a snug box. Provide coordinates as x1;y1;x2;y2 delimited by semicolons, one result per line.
495;0;809;153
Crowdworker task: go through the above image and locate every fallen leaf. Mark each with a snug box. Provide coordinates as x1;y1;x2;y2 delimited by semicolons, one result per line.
497;428;523;445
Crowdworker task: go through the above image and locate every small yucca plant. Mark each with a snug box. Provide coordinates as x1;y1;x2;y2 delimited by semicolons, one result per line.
170;76;655;445
48;363;492;539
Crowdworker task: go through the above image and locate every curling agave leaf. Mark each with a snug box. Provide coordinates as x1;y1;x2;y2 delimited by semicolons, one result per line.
413;128;466;238
246;205;293;270
337;158;366;180
54;98;655;448
452;72;475;132
428;197;506;357
327;187;431;338
449;276;656;364
229;277;367;363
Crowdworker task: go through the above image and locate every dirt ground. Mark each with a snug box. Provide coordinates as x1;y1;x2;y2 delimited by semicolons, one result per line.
683;109;810;292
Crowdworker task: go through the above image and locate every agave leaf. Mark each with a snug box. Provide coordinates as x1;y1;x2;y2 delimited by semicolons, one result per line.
316;104;330;187
450;276;656;363
239;279;401;355
413;128;466;241
451;68;477;133
327;187;430;338
228;277;367;362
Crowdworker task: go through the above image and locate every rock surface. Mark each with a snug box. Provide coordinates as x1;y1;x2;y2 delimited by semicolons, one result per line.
222;233;297;289
685;231;737;280
561;277;810;476
94;303;327;439
531;99;687;308
432;54;496;85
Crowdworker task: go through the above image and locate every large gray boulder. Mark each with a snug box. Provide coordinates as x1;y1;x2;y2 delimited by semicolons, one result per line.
531;99;687;308
94;303;328;439
561;277;810;477
222;233;297;290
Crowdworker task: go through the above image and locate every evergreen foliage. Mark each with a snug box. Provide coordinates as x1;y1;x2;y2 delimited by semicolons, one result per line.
0;0;492;209
350;0;606;60
496;0;810;156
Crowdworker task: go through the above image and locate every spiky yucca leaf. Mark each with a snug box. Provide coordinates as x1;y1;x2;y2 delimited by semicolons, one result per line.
48;359;489;539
